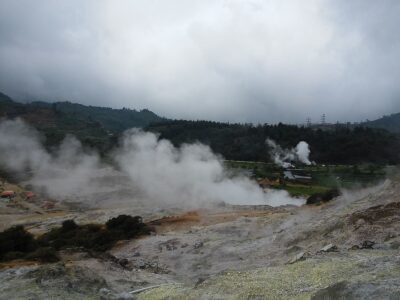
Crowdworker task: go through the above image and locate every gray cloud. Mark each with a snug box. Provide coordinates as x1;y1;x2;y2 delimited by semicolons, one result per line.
0;0;399;123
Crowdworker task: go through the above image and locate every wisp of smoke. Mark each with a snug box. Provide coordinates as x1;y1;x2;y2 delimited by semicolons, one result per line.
266;139;295;168
0;119;304;207
266;138;313;167
295;141;312;165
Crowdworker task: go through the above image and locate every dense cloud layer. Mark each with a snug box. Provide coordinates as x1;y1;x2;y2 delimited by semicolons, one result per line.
0;0;399;123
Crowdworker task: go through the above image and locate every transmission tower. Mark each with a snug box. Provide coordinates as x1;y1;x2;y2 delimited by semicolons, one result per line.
321;114;326;125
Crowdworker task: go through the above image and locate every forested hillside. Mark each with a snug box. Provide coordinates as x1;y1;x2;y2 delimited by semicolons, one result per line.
147;120;400;164
1;92;400;164
0;92;166;152
364;113;400;133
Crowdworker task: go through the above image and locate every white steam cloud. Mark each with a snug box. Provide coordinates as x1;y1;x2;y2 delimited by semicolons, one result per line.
295;141;312;166
266;138;313;167
0;119;304;207
0;119;104;199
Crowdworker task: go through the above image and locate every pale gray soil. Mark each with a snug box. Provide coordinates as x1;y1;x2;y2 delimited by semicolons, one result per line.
1;178;400;299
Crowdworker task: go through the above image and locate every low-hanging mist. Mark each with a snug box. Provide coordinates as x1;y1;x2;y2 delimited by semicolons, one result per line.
0;119;304;207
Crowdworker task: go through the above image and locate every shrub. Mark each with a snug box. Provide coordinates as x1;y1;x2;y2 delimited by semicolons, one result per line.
26;247;59;262
0;215;151;263
106;215;148;238
0;226;37;260
306;188;341;205
61;220;78;232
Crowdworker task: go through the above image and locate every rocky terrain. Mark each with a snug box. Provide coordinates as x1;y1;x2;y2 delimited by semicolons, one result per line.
1;176;400;299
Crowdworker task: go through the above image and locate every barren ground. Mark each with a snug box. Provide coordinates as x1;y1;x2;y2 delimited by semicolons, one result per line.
1;177;400;299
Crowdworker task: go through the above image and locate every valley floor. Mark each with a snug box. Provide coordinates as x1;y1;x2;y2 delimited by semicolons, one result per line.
1;177;400;299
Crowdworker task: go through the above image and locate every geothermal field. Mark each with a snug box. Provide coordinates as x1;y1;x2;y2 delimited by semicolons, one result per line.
1;1;400;299
0;120;400;299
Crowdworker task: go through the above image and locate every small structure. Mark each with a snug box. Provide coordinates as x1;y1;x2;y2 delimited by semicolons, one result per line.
25;191;35;201
283;171;296;180
1;190;15;199
283;169;312;184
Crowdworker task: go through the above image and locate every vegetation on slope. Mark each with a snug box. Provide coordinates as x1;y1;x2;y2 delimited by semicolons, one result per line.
364;113;400;133
148;120;400;164
0;215;152;263
1;91;400;165
0;91;166;153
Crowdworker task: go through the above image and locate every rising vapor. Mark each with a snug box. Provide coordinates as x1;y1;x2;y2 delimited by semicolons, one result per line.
0;119;304;207
266;138;313;167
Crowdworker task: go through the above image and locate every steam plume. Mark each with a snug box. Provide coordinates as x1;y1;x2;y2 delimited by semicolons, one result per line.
295;141;312;165
0;119;304;207
266;138;313;167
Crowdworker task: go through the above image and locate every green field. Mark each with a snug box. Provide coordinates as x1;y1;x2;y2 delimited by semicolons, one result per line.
225;161;387;197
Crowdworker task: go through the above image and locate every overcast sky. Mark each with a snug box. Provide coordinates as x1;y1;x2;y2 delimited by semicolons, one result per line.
0;0;399;124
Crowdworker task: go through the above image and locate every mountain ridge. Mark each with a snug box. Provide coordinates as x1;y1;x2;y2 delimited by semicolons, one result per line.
363;113;400;133
1;91;400;164
0;91;167;152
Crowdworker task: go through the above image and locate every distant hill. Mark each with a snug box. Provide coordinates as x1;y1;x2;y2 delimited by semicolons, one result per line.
0;91;13;103
0;91;167;152
364;113;400;133
50;101;166;132
1;91;400;164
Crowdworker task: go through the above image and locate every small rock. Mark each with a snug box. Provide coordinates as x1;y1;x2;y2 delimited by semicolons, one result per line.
118;258;129;267
195;277;206;287
133;252;140;257
194;241;204;249
136;260;146;269
349;245;360;250
288;252;306;264
360;240;375;249
319;244;338;253
99;288;114;300
181;243;189;248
